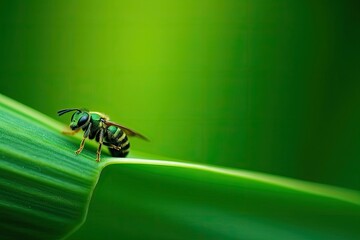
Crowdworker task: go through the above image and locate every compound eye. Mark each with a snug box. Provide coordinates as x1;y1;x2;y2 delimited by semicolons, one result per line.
78;114;89;127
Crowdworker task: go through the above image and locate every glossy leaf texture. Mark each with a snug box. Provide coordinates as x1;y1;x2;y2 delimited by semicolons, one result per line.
0;94;103;239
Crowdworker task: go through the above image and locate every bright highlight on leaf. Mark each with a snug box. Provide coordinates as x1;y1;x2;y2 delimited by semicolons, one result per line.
104;158;360;205
1;93;360;240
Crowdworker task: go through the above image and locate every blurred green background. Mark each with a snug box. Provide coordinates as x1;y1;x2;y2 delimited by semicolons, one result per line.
0;0;359;193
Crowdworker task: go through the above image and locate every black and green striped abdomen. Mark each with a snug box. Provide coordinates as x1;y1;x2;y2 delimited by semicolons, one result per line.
105;125;130;157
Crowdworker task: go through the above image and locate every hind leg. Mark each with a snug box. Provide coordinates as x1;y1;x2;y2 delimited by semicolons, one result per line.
103;142;122;150
109;147;129;158
103;142;128;157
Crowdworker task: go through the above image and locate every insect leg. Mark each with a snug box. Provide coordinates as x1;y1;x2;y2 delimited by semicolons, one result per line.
75;123;92;155
96;128;104;162
103;142;122;150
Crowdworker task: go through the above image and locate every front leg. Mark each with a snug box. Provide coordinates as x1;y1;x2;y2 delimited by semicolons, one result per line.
75;123;92;155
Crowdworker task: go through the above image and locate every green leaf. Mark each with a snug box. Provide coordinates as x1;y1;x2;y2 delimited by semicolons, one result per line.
70;160;360;240
1;93;360;240
0;94;103;239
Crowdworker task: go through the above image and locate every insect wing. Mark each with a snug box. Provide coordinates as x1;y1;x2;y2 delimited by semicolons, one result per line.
105;121;149;141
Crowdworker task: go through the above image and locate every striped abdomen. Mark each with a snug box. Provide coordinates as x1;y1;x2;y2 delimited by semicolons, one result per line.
105;125;130;157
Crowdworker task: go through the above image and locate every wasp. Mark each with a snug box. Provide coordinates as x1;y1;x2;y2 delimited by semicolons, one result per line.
57;108;148;162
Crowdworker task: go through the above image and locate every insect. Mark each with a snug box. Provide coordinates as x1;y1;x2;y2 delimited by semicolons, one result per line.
57;108;148;162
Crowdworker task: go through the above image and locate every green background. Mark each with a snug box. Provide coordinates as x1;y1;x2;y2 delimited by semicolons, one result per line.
1;0;359;190
0;0;360;239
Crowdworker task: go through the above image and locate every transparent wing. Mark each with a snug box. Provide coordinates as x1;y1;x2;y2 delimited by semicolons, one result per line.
104;120;149;141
